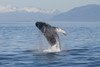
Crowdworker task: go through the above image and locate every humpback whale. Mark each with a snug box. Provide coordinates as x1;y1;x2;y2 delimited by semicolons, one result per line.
35;22;66;52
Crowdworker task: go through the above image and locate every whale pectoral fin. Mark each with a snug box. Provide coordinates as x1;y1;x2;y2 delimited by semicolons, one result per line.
55;27;66;35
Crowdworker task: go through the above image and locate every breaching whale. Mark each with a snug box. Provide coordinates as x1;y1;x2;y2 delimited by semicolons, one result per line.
35;22;66;52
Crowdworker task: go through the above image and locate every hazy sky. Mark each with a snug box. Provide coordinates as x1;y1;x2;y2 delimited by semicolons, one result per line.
0;0;100;12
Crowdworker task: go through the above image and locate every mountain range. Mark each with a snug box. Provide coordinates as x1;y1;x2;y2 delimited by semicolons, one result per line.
0;4;100;22
0;6;60;22
51;4;100;22
0;11;54;22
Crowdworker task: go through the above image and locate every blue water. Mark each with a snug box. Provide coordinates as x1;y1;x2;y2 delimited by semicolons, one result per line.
0;22;100;67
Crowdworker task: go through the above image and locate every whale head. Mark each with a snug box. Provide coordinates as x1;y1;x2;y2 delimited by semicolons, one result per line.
36;22;45;30
35;22;50;33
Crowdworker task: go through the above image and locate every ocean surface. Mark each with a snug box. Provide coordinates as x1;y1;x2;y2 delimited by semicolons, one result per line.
0;22;100;67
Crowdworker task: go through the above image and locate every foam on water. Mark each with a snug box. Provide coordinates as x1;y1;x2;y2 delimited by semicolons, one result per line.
43;39;61;53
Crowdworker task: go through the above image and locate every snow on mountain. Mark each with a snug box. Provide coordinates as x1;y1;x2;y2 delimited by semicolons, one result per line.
0;5;61;22
0;5;60;14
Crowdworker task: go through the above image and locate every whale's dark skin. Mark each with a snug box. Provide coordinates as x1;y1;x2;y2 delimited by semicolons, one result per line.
35;22;60;47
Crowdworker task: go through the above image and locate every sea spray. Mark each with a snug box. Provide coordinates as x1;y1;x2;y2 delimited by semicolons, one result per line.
43;38;61;53
35;31;51;51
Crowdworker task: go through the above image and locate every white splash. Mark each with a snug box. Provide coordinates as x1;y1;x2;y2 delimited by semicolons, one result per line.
43;39;61;53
